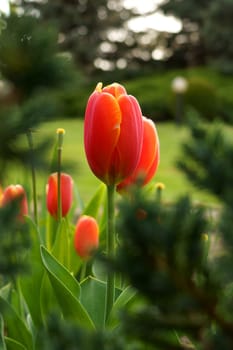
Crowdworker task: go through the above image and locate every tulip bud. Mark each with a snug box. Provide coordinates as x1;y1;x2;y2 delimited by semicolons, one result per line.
74;215;99;259
84;82;144;185
1;184;28;220
46;172;73;219
117;117;160;192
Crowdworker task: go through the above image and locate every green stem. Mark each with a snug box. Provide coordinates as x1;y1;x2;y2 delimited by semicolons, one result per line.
26;129;38;225
57;129;64;222
105;184;115;325
57;146;62;222
80;261;87;281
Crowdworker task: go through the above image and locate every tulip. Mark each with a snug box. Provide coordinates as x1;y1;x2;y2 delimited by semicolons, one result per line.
1;184;28;220
74;215;99;259
117;117;160;192
84;82;144;185
46;172;73;219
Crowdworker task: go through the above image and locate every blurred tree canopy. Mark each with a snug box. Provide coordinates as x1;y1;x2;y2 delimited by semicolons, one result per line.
13;0;148;75
6;0;233;75
0;14;79;177
158;0;233;73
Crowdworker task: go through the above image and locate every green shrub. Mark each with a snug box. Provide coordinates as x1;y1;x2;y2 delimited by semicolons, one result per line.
184;77;219;120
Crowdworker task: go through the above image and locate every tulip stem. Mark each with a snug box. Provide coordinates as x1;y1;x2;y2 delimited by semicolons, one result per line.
57;129;65;222
26;129;38;225
105;184;115;325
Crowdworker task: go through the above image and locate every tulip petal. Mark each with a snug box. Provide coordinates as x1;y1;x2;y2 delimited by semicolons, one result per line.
136;118;160;183
117;117;160;191
102;83;127;98
144;142;160;185
84;91;121;183
46;174;58;217
111;94;143;183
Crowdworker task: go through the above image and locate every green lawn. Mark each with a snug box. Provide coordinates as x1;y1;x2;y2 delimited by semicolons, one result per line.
7;119;219;207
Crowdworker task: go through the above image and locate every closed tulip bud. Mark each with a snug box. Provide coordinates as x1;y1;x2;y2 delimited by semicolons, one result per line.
46;172;73;219
117;116;160;192
1;184;28;220
84;82;144;185
74;215;99;259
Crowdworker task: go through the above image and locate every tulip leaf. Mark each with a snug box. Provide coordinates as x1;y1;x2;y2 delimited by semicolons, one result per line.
4;338;26;350
107;286;137;329
51;218;82;276
19;216;44;327
83;183;106;218
51;218;70;268
80;276;122;329
40;271;59;322
0;316;7;350
41;245;80;298
92;260;123;289
80;277;106;329
0;296;33;350
68;223;83;276
40;246;95;329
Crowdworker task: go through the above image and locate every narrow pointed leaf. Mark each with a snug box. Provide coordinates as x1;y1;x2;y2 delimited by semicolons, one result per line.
4;338;26;350
0;297;33;350
51;218;69;268
80;277;106;329
80;276;122;329
40;246;94;329
19;216;44;327
107;286;137;329
0;316;7;350
83;183;106;218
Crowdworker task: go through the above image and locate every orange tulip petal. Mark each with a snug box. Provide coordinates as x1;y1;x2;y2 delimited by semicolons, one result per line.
136;118;159;183
46;174;58;217
47;173;73;218
84;91;121;183
111;94;143;182
61;174;73;216
1;184;28;219
144;142;160;185
74;215;99;259
117;117;160;191
102;83;127;99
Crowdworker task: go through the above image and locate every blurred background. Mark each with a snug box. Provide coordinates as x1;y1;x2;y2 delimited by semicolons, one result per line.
1;0;233;122
0;0;233;204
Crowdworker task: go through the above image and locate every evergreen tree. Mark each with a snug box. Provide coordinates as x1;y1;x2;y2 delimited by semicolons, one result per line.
158;0;233;71
14;0;139;75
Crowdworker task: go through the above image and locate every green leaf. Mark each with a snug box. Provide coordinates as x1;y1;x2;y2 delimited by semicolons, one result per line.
0;284;11;301
0;316;7;350
51;218;70;268
83;183;106;218
40;271;59;322
80;276;122;329
0;297;33;350
19;217;44;327
40;246;95;329
107;286;137;329
92;260;124;289
4;338;26;350
80;277;106;329
67;222;83;276
41;245;80;298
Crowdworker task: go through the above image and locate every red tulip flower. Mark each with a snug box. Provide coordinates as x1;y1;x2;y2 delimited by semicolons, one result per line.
46;172;73;219
84;82;144;185
117;116;160;192
74;215;99;259
1;184;28;220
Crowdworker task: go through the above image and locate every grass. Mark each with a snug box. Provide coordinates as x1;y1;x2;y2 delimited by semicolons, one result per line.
7;119;219;208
